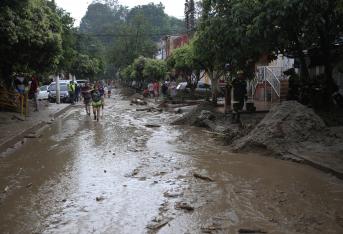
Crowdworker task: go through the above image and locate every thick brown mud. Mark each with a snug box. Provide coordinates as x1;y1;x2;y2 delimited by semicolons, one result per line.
0;89;343;234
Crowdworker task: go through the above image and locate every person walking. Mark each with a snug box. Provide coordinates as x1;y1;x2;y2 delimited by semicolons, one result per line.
81;82;92;116
29;76;39;112
107;80;113;98
161;81;168;97
98;81;105;113
75;83;81;103
67;81;76;104
91;84;102;122
153;80;160;98
148;82;154;98
153;80;160;102
169;80;177;97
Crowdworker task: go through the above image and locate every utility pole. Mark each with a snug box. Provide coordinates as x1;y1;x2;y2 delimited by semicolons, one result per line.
185;0;189;32
185;0;195;36
56;74;60;104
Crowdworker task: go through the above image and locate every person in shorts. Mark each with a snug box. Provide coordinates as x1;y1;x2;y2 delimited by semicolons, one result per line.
91;84;102;122
107;80;113;98
81;82;92;116
98;81;105;112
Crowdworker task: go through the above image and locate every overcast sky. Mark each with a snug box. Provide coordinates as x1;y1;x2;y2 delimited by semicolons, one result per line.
55;0;185;26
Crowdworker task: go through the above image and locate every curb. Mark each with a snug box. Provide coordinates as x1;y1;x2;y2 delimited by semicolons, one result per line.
295;154;343;180
0;104;73;152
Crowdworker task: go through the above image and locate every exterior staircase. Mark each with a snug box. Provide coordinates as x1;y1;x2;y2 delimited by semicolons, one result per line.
252;66;290;103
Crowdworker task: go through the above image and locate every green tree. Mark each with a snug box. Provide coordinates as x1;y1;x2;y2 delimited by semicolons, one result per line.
167;43;203;91
0;0;63;86
192;30;226;103
71;53;102;80
143;59;167;82
109;14;157;70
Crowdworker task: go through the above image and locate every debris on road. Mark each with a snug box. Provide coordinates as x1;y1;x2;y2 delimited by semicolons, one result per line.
26;183;33;188
163;191;183;198
146;216;173;230
144;124;161;128
128;147;139;152
136;107;162;112
129;168;139;177
24;133;41;138
201;223;224;233
238;228;267;233
175;202;194;211
131;98;147;105
193;172;214;182
3;186;9;193
96;196;105;202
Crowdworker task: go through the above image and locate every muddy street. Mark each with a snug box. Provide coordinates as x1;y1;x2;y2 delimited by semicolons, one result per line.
1;90;343;234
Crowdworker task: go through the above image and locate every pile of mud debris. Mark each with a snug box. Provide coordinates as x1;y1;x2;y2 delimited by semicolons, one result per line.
231;101;343;156
172;102;265;144
174;101;343;161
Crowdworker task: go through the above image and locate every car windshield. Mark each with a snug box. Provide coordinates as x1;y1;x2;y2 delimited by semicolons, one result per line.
40;86;47;91
49;84;68;91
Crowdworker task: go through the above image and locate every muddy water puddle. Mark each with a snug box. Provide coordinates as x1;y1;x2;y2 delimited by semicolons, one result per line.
0;90;343;234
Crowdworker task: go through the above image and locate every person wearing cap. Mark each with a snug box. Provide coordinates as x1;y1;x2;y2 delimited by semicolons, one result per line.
232;70;247;123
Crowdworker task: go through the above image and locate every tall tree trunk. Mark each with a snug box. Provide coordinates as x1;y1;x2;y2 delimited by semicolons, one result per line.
1;64;13;89
318;19;336;109
293;33;310;80
209;70;219;104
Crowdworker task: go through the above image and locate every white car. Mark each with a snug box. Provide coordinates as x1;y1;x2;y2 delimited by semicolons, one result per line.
38;85;50;100
76;80;89;87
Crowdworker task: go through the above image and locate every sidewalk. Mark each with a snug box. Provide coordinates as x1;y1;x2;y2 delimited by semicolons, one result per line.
0;101;71;151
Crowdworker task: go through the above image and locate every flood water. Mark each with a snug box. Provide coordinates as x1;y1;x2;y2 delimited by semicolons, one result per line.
1;89;343;234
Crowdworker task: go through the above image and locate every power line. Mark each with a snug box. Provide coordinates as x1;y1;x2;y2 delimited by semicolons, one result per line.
77;31;189;38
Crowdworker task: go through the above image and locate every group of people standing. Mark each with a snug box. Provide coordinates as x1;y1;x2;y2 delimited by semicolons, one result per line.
14;75;40;112
80;80;113;122
143;80;178;99
146;81;160;100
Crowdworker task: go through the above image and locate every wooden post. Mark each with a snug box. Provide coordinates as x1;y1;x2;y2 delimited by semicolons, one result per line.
25;93;28;116
21;94;24;116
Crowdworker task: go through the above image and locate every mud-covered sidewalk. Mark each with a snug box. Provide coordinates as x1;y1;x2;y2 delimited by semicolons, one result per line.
173;101;343;179
0;101;71;151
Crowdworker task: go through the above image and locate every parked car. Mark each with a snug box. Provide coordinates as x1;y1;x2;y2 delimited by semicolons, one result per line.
176;82;211;92
48;80;77;103
176;82;188;91
195;82;211;92
76;79;88;87
38;85;50;100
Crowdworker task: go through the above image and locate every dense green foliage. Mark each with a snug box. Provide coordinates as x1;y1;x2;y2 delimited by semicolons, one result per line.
79;2;185;79
120;57;167;85
0;0;104;86
167;43;204;91
0;0;62;85
0;0;182;86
